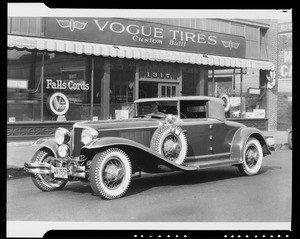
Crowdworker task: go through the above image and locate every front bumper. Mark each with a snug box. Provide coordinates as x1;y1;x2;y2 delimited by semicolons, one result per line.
24;160;86;178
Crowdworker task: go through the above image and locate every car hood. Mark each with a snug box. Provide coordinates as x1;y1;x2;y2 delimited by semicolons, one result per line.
74;117;164;131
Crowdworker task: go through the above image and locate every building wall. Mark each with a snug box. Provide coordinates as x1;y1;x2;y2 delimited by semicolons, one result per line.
7;17;279;141
276;21;292;131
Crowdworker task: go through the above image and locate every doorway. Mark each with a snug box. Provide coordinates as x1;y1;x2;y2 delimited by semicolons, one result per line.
139;81;179;99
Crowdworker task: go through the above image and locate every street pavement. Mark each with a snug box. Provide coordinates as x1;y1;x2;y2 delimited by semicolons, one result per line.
7;149;292;237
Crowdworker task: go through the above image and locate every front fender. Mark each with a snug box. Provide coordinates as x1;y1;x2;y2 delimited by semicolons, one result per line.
230;127;271;162
32;137;58;158
81;137;195;172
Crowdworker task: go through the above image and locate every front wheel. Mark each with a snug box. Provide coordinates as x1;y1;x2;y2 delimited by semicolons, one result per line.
30;150;68;191
89;148;132;200
238;138;263;176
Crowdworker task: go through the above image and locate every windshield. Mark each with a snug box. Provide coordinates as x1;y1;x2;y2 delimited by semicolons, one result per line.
136;101;178;116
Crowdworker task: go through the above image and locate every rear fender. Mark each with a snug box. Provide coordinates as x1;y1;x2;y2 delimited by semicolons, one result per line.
32;137;58;158
230;127;271;162
81;137;187;173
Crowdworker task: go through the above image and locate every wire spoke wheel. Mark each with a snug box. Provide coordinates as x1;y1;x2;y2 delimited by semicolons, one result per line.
90;148;132;200
161;134;182;161
30;150;68;192
102;158;125;190
151;125;187;165
245;145;259;168
238;138;263;176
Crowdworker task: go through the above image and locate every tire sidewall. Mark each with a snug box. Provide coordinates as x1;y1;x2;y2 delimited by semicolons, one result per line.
241;138;263;175
90;148;132;199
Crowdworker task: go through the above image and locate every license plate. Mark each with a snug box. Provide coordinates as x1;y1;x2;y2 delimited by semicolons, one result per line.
53;167;68;179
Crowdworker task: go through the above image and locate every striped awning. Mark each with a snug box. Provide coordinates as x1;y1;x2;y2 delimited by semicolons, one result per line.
8;35;275;70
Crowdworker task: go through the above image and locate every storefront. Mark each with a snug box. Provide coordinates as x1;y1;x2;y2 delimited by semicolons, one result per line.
7;17;275;140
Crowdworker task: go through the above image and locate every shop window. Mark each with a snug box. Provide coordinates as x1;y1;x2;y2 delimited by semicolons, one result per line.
182;66;201;96
7;49;43;122
110;59;135;119
260;28;268;60
208;68;267;119
43;52;92;121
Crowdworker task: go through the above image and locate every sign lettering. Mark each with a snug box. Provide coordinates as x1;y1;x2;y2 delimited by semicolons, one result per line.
278;32;292;79
46;79;90;91
45;18;246;58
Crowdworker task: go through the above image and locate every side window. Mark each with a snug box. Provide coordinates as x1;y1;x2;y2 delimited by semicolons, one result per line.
180;100;207;119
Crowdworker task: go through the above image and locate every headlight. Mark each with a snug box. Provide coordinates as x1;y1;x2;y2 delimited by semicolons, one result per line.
81;128;98;145
55;127;71;145
57;144;70;158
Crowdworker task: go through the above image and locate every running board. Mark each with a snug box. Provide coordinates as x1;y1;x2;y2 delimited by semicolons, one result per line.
182;159;240;170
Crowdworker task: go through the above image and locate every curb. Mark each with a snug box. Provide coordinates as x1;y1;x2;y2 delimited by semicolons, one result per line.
7;167;29;180
7;141;35;147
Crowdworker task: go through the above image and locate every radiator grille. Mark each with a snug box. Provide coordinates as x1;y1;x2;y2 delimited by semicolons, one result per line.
73;127;84;157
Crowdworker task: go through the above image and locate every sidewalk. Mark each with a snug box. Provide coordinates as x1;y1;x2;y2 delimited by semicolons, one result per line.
7;131;291;178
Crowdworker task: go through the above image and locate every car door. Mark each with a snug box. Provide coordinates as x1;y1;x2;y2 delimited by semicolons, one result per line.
209;119;229;154
175;100;211;158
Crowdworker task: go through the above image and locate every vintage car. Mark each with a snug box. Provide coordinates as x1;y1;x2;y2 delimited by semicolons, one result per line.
24;96;271;200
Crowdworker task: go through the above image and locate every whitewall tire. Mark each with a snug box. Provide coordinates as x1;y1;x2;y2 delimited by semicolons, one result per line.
89;148;132;200
238;137;263;176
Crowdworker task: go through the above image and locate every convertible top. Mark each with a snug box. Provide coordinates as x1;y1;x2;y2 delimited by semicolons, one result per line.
135;96;225;121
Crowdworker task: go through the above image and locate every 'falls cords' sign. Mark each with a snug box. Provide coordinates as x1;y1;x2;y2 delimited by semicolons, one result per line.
45;18;246;58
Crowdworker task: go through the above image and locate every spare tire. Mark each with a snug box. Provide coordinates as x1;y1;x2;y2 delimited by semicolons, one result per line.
150;125;188;165
219;93;231;112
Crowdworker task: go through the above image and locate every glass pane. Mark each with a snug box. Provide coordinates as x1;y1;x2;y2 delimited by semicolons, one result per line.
162;86;166;97
7;49;42;122
167;86;171;97
43;52;91;121
172;86;176;96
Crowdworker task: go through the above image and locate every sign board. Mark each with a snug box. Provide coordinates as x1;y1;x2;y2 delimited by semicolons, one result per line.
248;88;261;95
253;109;266;118
278;31;292;79
47;92;70;116
7;79;28;89
8;117;16;122
45;17;246;58
115;109;129;120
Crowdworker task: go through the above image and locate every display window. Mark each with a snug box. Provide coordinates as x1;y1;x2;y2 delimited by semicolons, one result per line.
208;68;267;119
43;52;92;121
7;49;43;122
7;49;93;122
182;66;201;96
110;58;135;119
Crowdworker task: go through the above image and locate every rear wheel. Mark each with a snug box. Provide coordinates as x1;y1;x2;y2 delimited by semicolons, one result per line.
238;138;263;176
89;148;132;200
30;150;68;191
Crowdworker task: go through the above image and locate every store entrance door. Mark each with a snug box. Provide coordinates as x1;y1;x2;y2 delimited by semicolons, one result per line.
139;82;179;99
158;83;178;98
